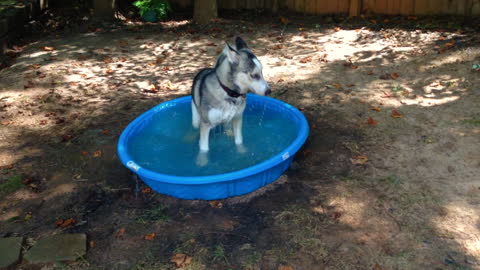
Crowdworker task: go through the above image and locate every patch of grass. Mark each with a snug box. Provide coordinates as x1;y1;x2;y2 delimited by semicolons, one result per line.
377;174;401;188
0;174;23;194
242;252;261;269
460;118;480;126
136;204;169;224
273;204;327;261
212;244;228;264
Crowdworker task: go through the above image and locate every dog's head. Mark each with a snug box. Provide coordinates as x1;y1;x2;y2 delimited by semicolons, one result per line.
220;37;271;96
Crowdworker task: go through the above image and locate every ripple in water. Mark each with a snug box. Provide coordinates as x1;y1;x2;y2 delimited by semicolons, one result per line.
128;102;298;176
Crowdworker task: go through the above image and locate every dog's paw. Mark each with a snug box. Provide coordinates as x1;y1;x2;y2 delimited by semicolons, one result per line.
196;152;209;167
236;144;248;153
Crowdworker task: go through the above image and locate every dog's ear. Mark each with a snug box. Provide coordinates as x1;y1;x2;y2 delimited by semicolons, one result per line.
224;43;239;64
235;37;248;50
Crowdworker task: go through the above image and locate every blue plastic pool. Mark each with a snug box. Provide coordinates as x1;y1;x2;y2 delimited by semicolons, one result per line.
117;94;309;200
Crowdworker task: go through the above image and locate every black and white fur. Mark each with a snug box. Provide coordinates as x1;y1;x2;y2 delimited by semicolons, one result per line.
191;37;271;165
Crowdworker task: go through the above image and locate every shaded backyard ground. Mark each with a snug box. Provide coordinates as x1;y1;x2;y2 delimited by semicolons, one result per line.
1;12;479;269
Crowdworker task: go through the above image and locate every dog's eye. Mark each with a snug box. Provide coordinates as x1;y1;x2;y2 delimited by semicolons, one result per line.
251;74;261;80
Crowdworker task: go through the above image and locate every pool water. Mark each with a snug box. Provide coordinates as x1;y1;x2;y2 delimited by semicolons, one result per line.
128;102;298;176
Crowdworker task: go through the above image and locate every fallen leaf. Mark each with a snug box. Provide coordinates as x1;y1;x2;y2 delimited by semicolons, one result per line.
273;44;284;50
56;218;76;228
331;82;342;89
370;106;381;112
367;70;374;75
351;155;369;165
103;56;113;63
302;149;313;157
381;91;392;98
61;134;74;142
1;120;12;126
332;212;342;220
390;72;400;79
373;263;387;270
93;150;102;158
24;212;33;221
119;40;128;47
22;177;33;185
42;46;55;51
114;228;126;238
278;265;294;270
279;16;290;25
166;81;174;90
344;62;358;69
334;27;341;32
370;19;377;24
141;187;153;194
319;54;329;62
39;120;48;125
391;110;404;118
156;57;165;64
29;64;42;69
80;74;87;79
366;117;378;126
162;66;171;71
445;40;455;49
80;151;89;156
89;240;95;248
209;200;223;208
100;130;110;135
355;29;361;32
170;253;193;268
346;84;355;87
277;77;285;83
144;232;156;241
24;81;35;89
300;56;312;63
379;73;391;80
105;67;113;74
55;219;64;227
206;42;216;47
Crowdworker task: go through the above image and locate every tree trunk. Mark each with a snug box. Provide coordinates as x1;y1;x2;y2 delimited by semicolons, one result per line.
194;0;217;24
93;0;116;20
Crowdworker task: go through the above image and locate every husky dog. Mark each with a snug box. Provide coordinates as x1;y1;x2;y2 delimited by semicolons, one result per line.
191;37;271;165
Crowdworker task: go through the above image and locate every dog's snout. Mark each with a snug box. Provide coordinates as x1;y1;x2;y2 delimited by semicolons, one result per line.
265;88;272;95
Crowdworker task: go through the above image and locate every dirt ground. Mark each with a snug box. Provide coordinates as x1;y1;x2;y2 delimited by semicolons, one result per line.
1;11;479;270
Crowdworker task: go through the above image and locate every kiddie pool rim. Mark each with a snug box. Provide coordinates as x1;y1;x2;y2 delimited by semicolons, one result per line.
117;94;309;185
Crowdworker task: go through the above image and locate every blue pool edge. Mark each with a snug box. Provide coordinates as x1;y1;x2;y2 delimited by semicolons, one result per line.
117;94;309;200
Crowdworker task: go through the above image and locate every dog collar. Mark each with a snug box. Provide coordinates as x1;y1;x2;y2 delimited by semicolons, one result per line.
217;77;245;98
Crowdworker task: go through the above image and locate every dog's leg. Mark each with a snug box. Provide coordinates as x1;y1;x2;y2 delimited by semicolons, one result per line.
197;122;211;166
191;101;200;129
199;123;211;152
233;116;247;153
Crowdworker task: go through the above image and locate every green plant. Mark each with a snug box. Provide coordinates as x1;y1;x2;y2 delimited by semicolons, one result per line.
133;0;171;19
212;244;228;264
0;174;23;194
136;204;169;224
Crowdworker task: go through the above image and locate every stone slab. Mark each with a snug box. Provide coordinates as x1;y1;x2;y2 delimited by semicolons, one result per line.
0;237;23;269
24;234;86;264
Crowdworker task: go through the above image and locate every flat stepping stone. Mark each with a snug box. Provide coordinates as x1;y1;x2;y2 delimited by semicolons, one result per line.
0;237;23;269
24;234;86;264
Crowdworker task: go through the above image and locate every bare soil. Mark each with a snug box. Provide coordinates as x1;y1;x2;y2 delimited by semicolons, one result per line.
1;13;479;270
